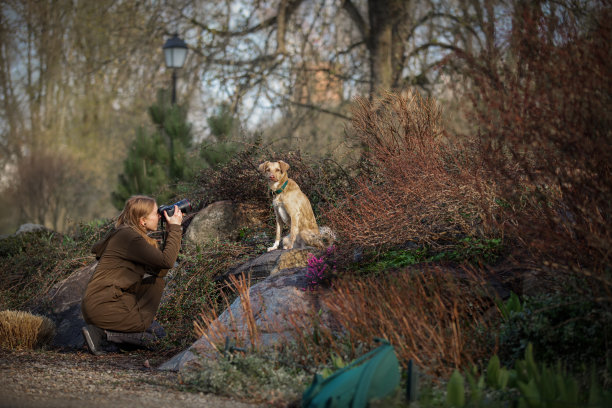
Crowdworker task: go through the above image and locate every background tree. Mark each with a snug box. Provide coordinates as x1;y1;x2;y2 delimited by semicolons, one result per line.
164;0;521;155
170;0;496;113
6;149;97;232
112;90;195;209
0;0;203;233
200;102;241;168
1;0;604;234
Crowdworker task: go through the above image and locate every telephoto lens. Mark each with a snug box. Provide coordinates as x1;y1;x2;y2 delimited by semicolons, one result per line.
158;199;192;217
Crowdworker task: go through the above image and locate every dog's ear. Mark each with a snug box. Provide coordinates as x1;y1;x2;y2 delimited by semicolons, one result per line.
279;160;290;173
258;161;269;174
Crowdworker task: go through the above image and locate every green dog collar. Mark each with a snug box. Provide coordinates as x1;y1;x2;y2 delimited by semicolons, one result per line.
273;180;289;195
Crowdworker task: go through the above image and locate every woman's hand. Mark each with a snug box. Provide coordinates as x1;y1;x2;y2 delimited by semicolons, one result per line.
163;205;184;225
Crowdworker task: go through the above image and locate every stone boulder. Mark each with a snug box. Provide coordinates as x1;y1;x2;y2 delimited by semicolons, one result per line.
0;223;49;240
159;266;336;372
15;223;48;235
216;248;313;282
37;262;97;348
185;201;264;245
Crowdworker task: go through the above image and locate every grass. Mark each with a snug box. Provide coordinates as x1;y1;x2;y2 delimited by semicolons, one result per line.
352;236;504;276
156;239;261;350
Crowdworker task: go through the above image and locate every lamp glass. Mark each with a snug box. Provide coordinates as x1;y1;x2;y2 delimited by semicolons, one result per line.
164;47;187;69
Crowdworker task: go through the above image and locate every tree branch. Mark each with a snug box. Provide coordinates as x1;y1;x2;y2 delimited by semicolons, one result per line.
282;99;351;120
182;0;305;38
406;11;482;44
341;0;368;38
189;47;281;67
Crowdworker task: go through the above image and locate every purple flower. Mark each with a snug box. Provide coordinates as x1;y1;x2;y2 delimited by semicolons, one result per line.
304;246;336;291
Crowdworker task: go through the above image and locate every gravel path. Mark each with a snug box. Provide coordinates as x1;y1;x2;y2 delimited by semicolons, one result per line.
0;348;263;408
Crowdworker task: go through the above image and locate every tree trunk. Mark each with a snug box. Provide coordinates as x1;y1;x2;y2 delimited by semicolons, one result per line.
368;0;394;97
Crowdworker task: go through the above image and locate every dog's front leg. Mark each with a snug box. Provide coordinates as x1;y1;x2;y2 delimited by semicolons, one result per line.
284;212;300;250
267;212;282;252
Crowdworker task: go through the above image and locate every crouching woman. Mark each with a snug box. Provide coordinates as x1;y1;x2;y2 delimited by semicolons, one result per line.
81;195;183;355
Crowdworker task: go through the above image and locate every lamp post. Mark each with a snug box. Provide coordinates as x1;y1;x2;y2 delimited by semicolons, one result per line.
162;33;188;104
162;33;187;177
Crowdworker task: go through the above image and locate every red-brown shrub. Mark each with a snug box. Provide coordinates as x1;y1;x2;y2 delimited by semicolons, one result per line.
325;91;491;251
454;2;611;293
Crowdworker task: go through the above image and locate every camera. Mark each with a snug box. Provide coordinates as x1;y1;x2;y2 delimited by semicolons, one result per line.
158;199;192;217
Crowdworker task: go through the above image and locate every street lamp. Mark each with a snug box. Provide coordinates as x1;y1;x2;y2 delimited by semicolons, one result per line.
162;34;188;176
162;33;188;104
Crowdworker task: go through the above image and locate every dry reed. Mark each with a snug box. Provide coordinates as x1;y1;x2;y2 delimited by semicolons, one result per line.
320;266;494;377
0;310;56;350
227;273;260;351
194;273;261;352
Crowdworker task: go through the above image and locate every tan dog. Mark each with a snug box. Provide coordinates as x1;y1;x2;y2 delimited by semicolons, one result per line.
258;160;328;251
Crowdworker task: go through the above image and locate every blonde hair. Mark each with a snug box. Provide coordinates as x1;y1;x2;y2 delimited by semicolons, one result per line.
116;195;158;248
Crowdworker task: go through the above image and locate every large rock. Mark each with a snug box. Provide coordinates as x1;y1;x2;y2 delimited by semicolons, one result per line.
16;223;48;235
185;201;264;245
37;262;97;348
1;223;49;240
216;248;313;282
159;266;336;372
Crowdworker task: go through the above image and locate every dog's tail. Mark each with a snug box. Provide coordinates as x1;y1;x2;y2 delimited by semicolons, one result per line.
298;226;336;249
318;226;336;248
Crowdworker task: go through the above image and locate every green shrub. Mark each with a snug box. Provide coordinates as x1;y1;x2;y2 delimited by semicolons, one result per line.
181;351;310;404
0;223;111;310
351;236;503;276
497;291;612;373
443;344;611;408
429;237;503;265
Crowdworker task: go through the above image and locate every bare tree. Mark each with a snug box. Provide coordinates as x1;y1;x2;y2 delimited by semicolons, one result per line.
0;0;203;232
8;149;97;232
165;0;524;128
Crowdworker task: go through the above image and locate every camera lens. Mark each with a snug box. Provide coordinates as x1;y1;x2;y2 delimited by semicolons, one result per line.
158;199;192;217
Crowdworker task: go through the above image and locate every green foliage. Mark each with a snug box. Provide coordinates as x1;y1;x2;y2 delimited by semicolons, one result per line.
200;102;241;168
354;236;503;275
446;370;466;407
112;89;197;209
485;356;510;391
496;291;612;372
355;248;428;275
319;353;347;379
0;222;113;311
429;237;503;265
496;292;524;322
112;127;169;207
441;344;612;408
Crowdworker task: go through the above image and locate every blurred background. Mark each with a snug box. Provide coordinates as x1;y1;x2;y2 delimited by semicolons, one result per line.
0;0;604;234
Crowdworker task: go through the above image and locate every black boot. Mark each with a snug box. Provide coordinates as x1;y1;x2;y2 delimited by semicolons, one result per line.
82;324;120;355
105;330;159;348
81;324;105;356
146;320;166;339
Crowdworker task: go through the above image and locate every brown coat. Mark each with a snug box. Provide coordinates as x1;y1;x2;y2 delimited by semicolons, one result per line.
81;224;182;332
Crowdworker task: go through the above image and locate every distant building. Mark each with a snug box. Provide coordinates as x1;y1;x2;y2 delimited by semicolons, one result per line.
294;62;343;107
